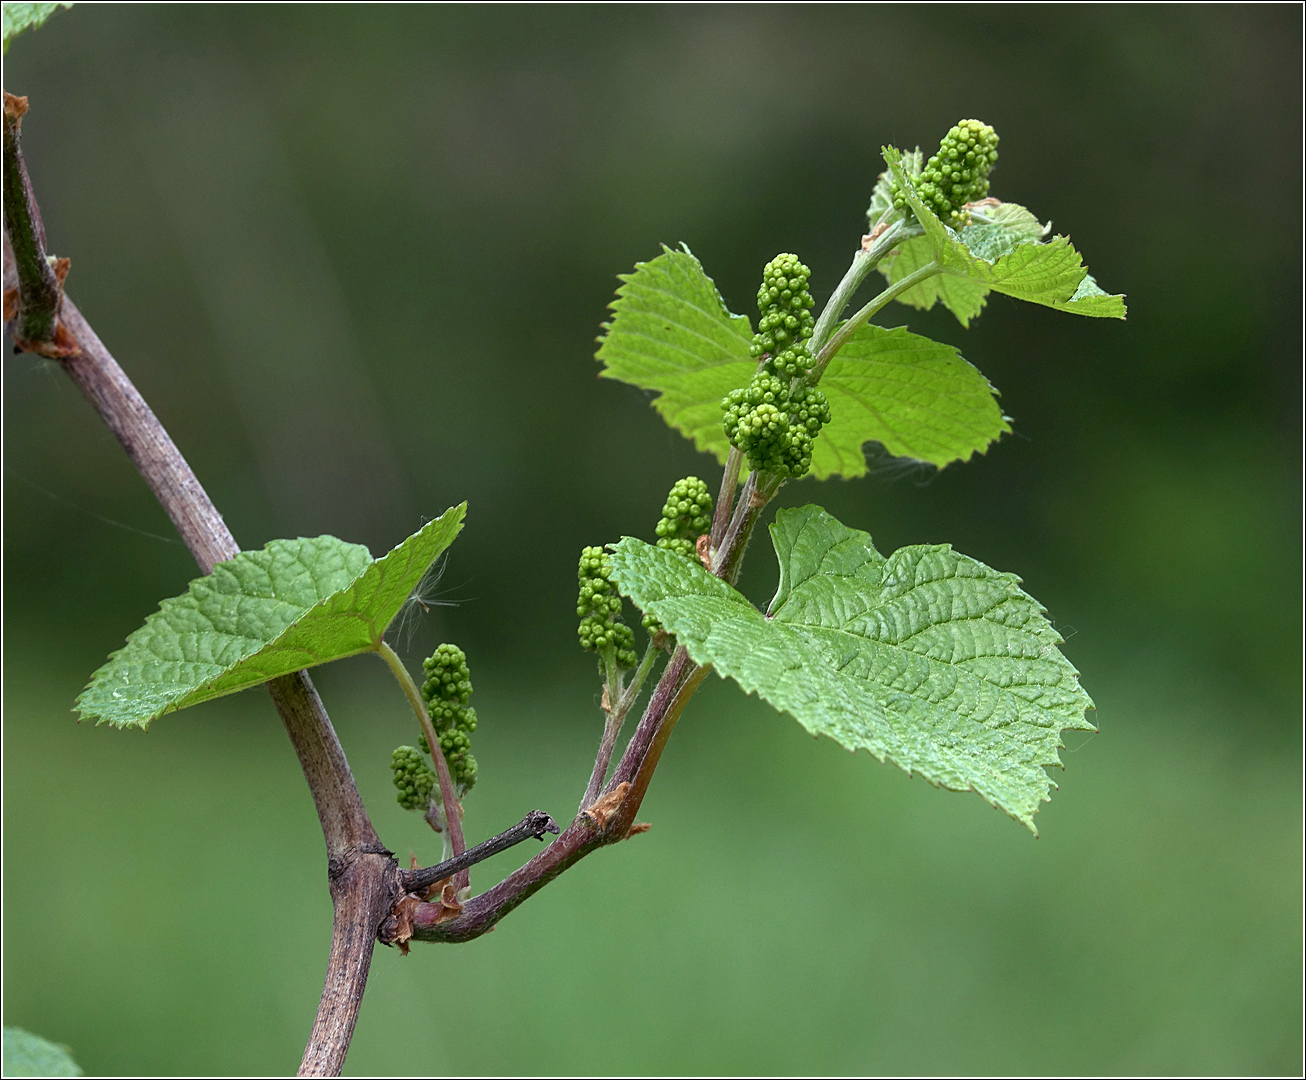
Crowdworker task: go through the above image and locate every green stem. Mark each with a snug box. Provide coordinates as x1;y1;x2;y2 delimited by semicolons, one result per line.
377;641;468;872
807;217;920;358
617;637;660;716
582;639;659;810
602;648;623;708
809;259;942;383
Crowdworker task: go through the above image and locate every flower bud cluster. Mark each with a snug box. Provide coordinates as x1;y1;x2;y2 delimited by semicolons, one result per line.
391;745;436;810
722;255;830;479
892;119;999;228
644;477;713;633
420;643;478;794
577;546;637;669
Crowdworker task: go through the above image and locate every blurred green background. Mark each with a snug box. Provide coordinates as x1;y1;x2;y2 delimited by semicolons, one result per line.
3;5;1301;1076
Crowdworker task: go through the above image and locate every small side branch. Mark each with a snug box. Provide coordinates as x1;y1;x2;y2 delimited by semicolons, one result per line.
709;447;743;551
3;91;72;353
809;259;940;383
377;642;469;885
403;810;560;896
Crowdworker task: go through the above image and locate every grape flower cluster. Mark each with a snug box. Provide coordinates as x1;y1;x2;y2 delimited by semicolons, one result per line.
643;476;713;634
892;119;999;228
420;643;479;795
654;476;713;560
721;254;830;479
577;546;637;670
390;745;435;811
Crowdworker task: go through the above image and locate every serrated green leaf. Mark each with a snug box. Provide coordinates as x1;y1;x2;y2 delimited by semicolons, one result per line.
3;1027;82;1077
76;504;466;729
608;505;1093;832
595;244;755;464
882;145;1126;323
2;2;72;54
812;323;1011;476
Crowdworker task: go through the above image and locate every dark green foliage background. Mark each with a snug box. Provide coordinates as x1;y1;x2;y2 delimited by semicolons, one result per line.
4;6;1300;1075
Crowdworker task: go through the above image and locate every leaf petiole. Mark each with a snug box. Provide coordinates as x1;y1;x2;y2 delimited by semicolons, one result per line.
378;640;469;869
808;216;922;358
582;638;661;810
809;259;942;383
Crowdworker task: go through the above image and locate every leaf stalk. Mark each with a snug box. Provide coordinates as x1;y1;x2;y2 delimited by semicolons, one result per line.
377;640;469;885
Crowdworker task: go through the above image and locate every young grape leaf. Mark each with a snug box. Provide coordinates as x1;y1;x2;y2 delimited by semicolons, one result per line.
881;145;1126;324
596;247;1003;477
608;505;1094;832
811;323;1010;477
866;147;922;231
2;1027;82;1077
2;2;73;54
76;504;466;729
595;244;754;464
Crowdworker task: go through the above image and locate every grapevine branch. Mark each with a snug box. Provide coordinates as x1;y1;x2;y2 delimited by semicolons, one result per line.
3;90;783;1070
3;90;400;1078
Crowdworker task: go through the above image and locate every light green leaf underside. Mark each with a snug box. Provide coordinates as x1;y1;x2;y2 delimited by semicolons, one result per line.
2;2;72;53
3;1027;82;1077
812;323;1010;477
884;234;991;327
608;505;1094;832
595;244;755;464
76;504;466;729
882;145;1126;325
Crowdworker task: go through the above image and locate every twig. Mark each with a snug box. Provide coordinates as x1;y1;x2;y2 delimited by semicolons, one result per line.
403;810;560;895
612;662;710;837
806;216;917;360
2;92;66;351
709;446;743;551
713;470;763;585
809;259;941;383
406;637;704;943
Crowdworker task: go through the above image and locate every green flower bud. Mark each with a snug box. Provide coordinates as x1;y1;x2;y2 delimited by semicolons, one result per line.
418;644;479;796
891;119;999;228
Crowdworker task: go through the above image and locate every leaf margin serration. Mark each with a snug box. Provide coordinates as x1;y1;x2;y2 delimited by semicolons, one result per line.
608;504;1095;833
881;144;1126;323
75;503;466;729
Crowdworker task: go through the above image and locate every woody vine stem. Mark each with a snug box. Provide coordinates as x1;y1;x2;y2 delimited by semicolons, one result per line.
7;52;1093;1070
1;90;813;1075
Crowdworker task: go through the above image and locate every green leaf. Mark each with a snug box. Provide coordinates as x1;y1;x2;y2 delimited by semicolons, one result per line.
882;145;1126;323
608;505;1094;832
595;244;755;464
2;2;72;54
3;1027;82;1077
812;323;1011;476
76;504;466;729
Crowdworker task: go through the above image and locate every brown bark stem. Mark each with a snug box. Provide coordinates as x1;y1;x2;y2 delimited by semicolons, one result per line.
3;97;395;1077
403;810;560;896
